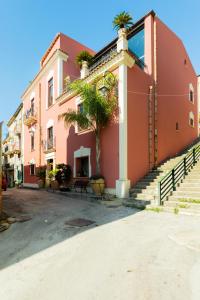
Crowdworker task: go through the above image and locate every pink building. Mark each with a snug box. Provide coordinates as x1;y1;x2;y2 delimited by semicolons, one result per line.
22;11;198;198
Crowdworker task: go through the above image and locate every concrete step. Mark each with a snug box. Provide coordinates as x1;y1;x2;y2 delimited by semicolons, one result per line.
130;187;157;195
146;205;200;216
179;183;200;188
168;195;200;202
173;191;200;198
175;187;200;192
134;181;158;188
132;194;157;201
164;200;200;210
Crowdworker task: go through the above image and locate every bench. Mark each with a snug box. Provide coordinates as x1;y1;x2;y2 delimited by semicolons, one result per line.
73;180;89;193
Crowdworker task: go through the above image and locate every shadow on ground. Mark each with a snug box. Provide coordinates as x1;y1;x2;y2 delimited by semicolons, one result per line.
0;188;139;270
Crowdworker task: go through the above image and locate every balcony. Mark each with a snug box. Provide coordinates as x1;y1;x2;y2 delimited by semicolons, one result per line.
24;108;37;127
14;122;22;135
43;137;56;154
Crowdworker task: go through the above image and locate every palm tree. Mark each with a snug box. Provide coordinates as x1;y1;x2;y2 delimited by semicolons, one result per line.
76;51;93;67
113;11;133;31
60;74;117;176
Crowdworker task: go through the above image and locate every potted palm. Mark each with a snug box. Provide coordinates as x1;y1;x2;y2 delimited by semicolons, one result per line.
59;73;117;196
36;166;46;188
76;51;93;68
48;168;60;190
113;11;133;31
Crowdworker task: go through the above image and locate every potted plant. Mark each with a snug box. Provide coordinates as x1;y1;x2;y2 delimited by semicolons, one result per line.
55;164;72;188
36;166;46;188
90;175;105;196
48;168;60;190
113;11;133;31
76;51;93;68
59;73;117;196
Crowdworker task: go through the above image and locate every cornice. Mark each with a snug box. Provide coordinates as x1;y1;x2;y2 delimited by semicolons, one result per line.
21;49;68;100
58;50;135;106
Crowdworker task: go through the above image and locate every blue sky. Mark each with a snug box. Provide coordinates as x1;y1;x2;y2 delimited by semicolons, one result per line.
0;0;200;136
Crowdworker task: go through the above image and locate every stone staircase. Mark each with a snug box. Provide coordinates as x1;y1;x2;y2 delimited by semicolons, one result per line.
124;154;186;209
124;140;200;210
162;160;200;215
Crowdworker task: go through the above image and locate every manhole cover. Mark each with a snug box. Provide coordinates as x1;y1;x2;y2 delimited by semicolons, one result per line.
65;218;95;227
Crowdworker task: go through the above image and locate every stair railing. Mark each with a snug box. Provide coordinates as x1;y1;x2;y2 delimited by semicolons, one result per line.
158;143;200;205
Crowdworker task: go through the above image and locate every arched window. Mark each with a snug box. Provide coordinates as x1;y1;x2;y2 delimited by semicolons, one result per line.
189;84;194;103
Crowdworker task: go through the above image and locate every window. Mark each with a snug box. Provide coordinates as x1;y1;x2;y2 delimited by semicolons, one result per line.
76;156;89;177
77;102;84;113
47;126;53;149
77;103;85;132
176;122;179;131
30;164;35;176
48;78;53;107
31;133;35;151
189;84;194;103
189;112;194;127
31;98;35;115
128;28;145;66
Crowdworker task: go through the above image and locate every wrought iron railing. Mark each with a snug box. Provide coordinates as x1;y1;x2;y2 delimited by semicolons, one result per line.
158;143;200;205
43;137;56;152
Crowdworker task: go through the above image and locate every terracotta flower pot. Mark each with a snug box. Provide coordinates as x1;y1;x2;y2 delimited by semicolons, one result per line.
38;179;45;189
90;178;105;196
51;180;59;190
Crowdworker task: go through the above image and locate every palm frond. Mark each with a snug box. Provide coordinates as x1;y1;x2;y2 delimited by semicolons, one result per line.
59;110;90;130
113;11;133;30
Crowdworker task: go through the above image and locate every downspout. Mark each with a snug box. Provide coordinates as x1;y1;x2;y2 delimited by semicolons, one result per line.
39;83;42;166
153;16;158;166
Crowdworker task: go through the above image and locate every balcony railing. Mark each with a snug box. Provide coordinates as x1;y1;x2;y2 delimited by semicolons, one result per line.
3;142;21;156
43;137;56;153
24;108;37;126
14;122;22;135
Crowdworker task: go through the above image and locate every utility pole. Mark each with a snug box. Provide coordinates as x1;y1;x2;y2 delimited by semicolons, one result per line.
0;121;3;215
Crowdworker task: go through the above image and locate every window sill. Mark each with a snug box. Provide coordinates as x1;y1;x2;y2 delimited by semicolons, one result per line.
46;102;55;111
76;128;92;135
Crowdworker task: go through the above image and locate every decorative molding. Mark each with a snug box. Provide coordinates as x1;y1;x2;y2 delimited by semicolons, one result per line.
30;91;35;101
22;49;68;100
58;51;135;106
46;119;54;129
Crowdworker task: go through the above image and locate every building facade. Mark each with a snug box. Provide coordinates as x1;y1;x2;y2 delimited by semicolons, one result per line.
22;11;198;198
2;104;24;187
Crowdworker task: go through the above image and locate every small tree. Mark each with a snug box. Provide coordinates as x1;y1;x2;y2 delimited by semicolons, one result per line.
113;11;133;31
60;74;117;176
76;51;93;67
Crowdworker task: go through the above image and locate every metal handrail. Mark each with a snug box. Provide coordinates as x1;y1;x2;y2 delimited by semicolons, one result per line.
158;143;200;205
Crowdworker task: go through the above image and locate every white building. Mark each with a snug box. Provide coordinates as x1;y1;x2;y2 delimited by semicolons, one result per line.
2;103;24;187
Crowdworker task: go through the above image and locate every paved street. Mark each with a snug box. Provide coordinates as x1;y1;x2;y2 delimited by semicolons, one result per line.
1;189;200;300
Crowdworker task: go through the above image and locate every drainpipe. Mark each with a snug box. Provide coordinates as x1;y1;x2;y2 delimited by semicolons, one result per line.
80;61;89;79
39;83;42;167
116;27;130;199
153;16;158;166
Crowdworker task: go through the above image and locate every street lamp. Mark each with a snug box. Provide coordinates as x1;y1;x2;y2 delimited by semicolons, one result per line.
96;71;117;96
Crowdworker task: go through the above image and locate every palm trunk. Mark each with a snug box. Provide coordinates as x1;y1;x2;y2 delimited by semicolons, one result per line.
95;131;101;175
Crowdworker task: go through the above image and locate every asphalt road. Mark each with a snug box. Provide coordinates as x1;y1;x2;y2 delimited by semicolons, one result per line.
0;189;200;300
